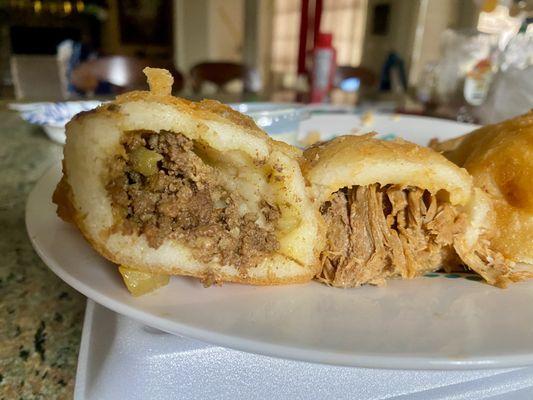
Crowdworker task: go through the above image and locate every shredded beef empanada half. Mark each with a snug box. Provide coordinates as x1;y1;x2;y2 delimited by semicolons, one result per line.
303;134;514;287
53;68;322;286
432;111;533;284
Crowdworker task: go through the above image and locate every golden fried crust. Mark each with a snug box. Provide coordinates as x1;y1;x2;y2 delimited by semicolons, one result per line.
52;166;75;223
439;111;533;263
89;66;271;145
302;134;473;206
112;91;271;143
143;67;173;96
271;138;303;160
54;69;322;286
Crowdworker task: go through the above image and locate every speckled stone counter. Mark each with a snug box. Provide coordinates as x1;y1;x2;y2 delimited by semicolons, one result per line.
0;105;85;399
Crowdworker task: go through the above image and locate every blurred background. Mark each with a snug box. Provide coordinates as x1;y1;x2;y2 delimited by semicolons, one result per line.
0;0;532;122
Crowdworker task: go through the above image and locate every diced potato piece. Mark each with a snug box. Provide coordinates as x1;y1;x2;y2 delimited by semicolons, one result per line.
277;203;302;233
118;266;170;296
129;147;163;176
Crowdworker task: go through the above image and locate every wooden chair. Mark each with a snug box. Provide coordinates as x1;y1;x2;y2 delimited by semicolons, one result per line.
71;55;184;95
189;62;249;93
334;66;377;91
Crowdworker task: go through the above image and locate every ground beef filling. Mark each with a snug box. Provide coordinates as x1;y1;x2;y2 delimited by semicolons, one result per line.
319;184;463;287
106;130;280;269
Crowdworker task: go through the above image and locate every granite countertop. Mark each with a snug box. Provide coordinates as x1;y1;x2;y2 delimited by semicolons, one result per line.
0;105;85;399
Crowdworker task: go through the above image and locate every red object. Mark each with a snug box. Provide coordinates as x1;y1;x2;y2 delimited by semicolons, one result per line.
297;0;309;75
310;32;336;103
316;32;332;47
297;0;323;75
313;0;323;46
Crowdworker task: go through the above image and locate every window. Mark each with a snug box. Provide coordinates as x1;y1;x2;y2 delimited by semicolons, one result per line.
270;0;368;89
321;0;367;66
271;0;301;77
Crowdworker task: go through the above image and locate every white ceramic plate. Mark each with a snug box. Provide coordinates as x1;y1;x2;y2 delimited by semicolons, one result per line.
26;114;533;369
74;301;533;399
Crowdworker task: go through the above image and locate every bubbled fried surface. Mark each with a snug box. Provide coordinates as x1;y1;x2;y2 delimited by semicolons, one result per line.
438;111;533;264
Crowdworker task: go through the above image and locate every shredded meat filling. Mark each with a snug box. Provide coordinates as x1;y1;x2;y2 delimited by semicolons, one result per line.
319;184;462;287
454;237;516;288
106;130;280;270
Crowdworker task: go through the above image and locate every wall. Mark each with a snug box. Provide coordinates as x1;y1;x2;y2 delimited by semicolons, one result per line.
409;0;480;85
243;0;274;90
457;0;479;30
174;0;210;73
359;0;480;87
409;0;459;85
257;0;274;90
101;0;171;57
174;0;244;75
208;0;244;61
359;0;421;83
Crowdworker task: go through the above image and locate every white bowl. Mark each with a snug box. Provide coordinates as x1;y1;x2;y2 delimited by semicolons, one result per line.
11;101;102;144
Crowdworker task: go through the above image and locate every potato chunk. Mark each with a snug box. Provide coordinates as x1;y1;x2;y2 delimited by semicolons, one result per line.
118;266;170;296
129;147;163;176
